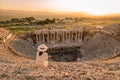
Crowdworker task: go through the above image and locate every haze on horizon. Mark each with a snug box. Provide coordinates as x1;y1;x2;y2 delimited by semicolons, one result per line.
0;0;120;15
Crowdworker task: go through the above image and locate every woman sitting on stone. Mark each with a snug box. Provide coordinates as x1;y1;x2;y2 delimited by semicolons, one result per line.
36;44;48;68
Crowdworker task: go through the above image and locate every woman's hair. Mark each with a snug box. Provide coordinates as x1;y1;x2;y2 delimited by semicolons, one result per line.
39;52;43;56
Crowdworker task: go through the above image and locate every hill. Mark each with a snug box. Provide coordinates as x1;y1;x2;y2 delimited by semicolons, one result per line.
0;9;90;20
0;9;120;21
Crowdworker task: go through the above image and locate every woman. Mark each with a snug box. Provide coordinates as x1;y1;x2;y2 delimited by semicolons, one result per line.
36;44;48;68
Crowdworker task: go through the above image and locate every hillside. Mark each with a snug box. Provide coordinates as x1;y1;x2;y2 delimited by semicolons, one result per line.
1;9;120;21
0;9;90;20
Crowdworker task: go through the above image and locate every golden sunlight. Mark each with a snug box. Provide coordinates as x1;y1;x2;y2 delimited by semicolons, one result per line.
0;0;120;15
51;0;120;15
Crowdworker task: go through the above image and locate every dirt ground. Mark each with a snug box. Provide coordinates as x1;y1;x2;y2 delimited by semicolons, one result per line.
0;44;120;80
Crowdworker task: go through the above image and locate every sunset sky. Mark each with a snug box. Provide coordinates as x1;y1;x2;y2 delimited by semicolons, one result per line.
0;0;120;15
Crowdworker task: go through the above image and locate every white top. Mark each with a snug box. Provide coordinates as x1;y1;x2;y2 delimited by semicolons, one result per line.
36;51;48;68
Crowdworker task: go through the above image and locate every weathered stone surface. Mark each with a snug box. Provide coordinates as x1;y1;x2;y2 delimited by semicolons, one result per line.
81;33;120;61
0;43;120;80
11;38;37;59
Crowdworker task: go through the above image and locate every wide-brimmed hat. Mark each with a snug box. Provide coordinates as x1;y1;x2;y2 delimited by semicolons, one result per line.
38;44;48;52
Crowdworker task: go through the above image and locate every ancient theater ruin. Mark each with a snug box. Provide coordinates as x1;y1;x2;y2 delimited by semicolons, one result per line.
35;28;83;53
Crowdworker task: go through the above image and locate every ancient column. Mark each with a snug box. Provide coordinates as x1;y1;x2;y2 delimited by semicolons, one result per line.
49;31;51;44
75;32;77;42
68;32;70;43
53;33;55;44
78;31;80;41
48;33;49;44
67;31;68;43
63;31;64;43
66;31;68;43
37;33;41;45
77;31;80;42
80;31;83;40
50;32;55;44
79;31;81;41
42;33;44;43
64;31;66;43
50;32;52;44
55;32;57;44
56;31;58;43
70;31;71;43
79;32;81;41
71;31;73;42
56;32;58;43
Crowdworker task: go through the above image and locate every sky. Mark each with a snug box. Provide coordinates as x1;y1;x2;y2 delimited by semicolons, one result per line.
0;0;120;15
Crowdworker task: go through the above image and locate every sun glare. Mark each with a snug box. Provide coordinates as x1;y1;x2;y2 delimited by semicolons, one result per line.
0;0;120;15
51;0;120;15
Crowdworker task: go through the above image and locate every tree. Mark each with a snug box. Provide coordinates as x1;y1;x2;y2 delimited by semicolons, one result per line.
26;17;35;21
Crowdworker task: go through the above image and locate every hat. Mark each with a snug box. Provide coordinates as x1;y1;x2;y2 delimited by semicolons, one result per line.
38;44;48;52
